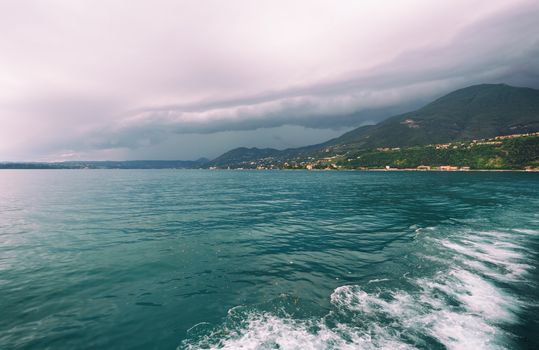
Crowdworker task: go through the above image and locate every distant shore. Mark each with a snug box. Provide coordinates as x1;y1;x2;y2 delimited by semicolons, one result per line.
1;167;538;172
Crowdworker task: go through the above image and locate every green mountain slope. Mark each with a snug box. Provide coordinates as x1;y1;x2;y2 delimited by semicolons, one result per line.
210;84;539;167
331;84;539;150
337;134;539;170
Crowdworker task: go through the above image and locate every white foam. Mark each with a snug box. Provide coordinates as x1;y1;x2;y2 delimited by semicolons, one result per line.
182;312;413;350
367;278;390;284
441;236;531;281
331;272;511;350
512;228;538;235
181;226;534;350
426;310;500;350
328;226;533;349
421;269;517;322
331;286;416;319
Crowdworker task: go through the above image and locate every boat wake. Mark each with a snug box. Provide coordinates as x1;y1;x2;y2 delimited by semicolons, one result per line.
180;227;537;349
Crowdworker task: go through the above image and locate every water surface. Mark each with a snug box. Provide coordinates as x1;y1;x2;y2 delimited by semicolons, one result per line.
0;170;537;349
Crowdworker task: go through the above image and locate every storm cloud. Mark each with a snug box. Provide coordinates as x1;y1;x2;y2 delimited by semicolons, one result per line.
1;0;538;160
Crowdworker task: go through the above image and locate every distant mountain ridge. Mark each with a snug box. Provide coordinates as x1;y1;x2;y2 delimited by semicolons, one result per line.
210;84;539;167
0;159;209;169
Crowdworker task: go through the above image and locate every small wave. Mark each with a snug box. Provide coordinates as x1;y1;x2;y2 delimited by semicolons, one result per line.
512;228;538;235
367;278;390;284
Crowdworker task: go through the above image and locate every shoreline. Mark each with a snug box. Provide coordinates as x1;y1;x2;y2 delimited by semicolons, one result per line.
1;167;537;172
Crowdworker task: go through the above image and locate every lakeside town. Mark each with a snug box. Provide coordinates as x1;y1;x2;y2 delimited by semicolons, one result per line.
210;132;539;171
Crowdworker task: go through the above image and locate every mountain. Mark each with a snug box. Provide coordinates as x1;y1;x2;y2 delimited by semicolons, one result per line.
210;84;539;167
210;144;324;167
330;84;539;149
60;159;209;169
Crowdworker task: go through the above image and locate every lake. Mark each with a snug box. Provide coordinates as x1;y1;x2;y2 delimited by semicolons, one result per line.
0;170;537;349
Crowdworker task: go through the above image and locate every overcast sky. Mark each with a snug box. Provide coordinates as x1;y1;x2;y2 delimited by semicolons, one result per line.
1;0;539;161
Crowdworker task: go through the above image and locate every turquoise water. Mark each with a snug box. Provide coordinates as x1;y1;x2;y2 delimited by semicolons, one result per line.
0;170;538;349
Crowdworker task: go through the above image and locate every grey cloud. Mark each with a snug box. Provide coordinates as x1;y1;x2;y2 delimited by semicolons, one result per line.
1;0;538;160
101;2;539;145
